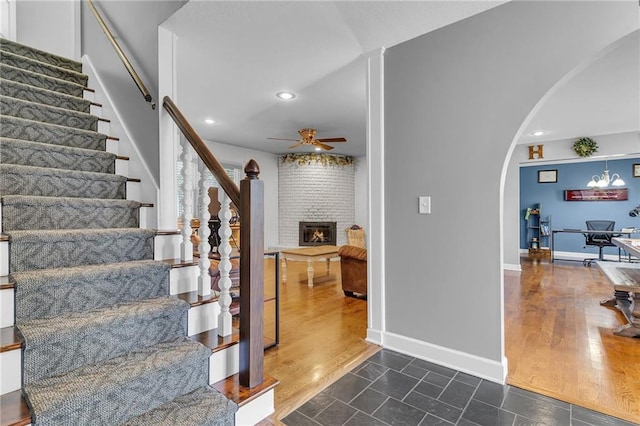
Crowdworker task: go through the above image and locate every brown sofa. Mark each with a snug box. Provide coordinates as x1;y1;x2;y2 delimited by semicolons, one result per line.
338;245;367;298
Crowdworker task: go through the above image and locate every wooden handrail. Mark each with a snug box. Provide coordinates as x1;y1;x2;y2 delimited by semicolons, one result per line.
87;0;156;110
162;96;241;208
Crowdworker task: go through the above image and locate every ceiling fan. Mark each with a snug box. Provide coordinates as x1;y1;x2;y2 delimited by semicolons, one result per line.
268;128;346;151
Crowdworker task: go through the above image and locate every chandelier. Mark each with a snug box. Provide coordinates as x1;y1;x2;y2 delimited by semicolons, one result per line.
586;158;625;188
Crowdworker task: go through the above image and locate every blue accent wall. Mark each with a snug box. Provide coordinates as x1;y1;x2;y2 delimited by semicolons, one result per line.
520;158;640;255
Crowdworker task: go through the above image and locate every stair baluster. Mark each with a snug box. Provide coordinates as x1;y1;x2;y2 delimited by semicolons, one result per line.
217;190;233;336
179;139;194;261
197;161;212;296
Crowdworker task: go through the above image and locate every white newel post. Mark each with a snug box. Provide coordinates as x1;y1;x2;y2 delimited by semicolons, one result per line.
217;190;233;337
179;139;194;262
197;161;212;296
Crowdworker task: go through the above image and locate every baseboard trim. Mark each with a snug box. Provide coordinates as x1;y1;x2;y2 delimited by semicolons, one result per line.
381;331;507;384
503;263;521;272
366;328;383;345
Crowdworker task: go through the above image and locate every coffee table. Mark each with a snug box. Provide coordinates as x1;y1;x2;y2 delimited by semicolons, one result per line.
280;245;340;287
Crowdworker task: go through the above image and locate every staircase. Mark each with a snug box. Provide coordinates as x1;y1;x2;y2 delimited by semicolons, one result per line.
0;38;258;425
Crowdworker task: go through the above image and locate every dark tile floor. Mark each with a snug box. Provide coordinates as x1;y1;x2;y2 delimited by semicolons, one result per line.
282;349;638;426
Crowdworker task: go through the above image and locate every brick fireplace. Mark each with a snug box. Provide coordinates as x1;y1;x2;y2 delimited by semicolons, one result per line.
278;153;356;247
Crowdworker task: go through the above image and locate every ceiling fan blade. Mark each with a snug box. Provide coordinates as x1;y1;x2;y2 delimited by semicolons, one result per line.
268;137;300;141
316;137;347;143
288;142;304;149
314;142;335;151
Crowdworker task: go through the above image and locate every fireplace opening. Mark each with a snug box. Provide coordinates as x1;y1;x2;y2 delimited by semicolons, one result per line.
299;222;337;246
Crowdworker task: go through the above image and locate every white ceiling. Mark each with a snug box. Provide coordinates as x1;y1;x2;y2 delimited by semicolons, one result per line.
162;1;639;158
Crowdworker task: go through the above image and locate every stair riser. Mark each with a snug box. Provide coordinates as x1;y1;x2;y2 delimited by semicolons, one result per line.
9;232;154;272
0;39;83;73
0;139;115;174
0;287;12;327
0;116;107;151
0;79;90;113
0;64;85;97
0;168;126;200
1;96;98;131
0;51;88;86
0;349;21;394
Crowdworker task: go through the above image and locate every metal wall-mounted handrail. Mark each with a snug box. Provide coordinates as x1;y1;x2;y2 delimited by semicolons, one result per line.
87;0;156;110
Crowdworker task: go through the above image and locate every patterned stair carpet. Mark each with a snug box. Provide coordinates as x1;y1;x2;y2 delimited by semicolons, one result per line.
0;38;236;425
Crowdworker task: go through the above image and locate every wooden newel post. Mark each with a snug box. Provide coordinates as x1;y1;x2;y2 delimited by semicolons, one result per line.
239;159;264;388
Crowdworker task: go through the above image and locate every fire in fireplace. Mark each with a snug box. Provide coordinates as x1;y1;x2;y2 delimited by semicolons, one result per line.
299;222;337;246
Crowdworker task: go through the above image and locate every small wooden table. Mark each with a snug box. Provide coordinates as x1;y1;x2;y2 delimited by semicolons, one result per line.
280;245;340;287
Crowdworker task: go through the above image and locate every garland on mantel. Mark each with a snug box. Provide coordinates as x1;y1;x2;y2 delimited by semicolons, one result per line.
280;153;354;167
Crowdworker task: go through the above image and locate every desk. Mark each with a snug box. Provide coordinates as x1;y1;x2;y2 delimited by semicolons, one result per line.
280;245;340;287
549;229;632;263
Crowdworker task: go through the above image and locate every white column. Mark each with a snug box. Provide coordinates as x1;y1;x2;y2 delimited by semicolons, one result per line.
179;139;194;262
217;190;233;337
365;47;385;344
197;161;212;296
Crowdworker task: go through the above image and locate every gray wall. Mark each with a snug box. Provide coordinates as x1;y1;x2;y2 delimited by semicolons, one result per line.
16;1;79;59
80;0;186;181
384;1;638;362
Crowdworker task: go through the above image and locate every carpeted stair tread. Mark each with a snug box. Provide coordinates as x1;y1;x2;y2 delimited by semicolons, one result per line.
12;260;170;321
120;386;236;426
2;195;141;231
0;115;107;150
1;95;98;131
7;228;155;271
0;164;127;199
0;50;88;86
18;296;189;383
0;78;91;112
23;337;212;426
0;137;116;173
0;63;85;97
0;38;83;73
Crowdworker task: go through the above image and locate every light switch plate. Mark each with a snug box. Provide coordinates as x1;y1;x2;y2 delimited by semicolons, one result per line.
419;196;431;214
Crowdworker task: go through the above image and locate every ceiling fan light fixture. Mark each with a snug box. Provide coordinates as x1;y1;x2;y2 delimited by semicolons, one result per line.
276;91;296;101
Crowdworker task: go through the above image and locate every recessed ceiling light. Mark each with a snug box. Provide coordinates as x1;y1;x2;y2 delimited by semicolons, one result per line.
204;118;216;125
315;147;322;151
532;131;545;136
276;91;296;100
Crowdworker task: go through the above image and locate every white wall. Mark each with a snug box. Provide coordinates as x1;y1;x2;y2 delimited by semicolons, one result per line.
1;0;16;40
382;1;638;382
204;140;279;250
15;0;79;59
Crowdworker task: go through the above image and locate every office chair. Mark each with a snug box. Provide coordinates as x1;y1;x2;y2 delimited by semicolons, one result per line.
583;220;617;266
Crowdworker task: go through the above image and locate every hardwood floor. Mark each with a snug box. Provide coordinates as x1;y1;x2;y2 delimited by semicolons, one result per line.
261;258;377;424
260;256;640;424
506;257;640;424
